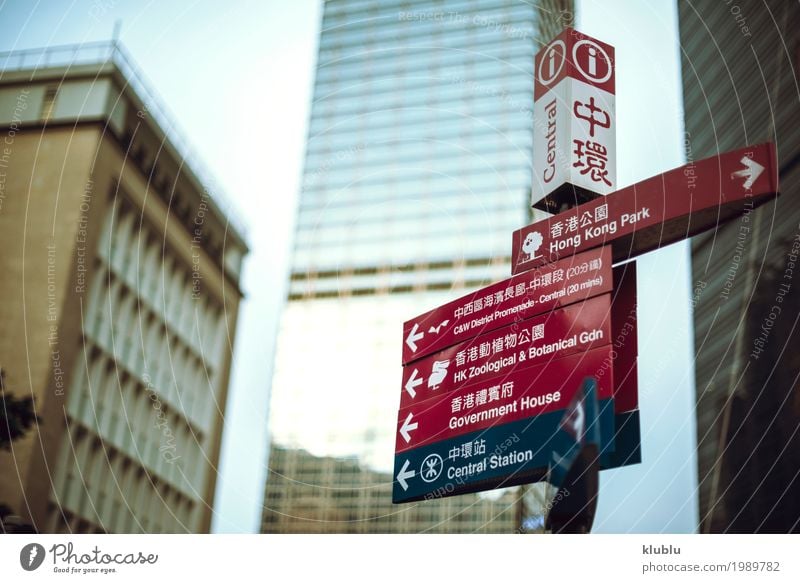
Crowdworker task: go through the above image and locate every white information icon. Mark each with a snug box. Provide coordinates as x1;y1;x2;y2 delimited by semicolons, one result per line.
537;39;566;86
572;39;612;84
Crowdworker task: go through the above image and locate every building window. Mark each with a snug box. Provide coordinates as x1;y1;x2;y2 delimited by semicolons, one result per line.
41;86;59;121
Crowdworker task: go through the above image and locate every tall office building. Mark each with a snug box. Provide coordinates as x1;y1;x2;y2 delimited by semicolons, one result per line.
0;43;248;533
262;0;573;533
679;2;800;532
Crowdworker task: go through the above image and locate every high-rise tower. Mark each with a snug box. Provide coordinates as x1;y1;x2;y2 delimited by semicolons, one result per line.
262;0;573;533
678;1;800;532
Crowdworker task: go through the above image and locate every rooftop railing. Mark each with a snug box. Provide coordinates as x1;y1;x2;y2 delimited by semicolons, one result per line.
0;41;249;241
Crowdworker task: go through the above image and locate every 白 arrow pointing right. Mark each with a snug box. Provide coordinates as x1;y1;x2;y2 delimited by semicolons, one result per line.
399;412;419;443
396;459;415;491
404;369;422;399
405;323;424;352
732;156;765;190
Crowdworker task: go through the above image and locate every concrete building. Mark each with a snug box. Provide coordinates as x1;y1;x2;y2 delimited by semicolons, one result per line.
262;0;573;533
0;42;248;533
679;2;800;532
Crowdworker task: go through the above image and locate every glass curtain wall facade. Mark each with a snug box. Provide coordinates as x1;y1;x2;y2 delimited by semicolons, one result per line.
678;1;800;532
263;0;572;533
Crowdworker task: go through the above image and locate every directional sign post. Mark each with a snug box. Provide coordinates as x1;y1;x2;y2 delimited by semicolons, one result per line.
391;26;780;535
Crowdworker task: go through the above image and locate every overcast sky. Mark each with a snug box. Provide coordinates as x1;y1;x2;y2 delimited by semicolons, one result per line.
0;0;699;533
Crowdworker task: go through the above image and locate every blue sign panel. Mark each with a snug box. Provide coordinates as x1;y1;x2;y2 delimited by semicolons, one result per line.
392;398;616;503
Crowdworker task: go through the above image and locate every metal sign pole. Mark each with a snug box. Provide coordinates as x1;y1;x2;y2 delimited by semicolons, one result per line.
545;376;602;533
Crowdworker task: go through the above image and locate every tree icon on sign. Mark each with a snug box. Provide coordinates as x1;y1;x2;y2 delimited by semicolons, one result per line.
522;231;543;261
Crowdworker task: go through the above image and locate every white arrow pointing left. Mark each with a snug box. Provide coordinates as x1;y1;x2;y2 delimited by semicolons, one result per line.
404;369;422;399
396;459;415;491
399;412;419;443
405;323;424;352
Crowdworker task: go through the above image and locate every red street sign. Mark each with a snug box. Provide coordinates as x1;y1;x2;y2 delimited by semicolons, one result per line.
399;293;613;409
395;345;615;453
512;142;779;274
402;246;612;365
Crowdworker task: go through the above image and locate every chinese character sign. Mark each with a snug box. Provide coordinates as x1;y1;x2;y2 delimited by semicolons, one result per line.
532;28;616;209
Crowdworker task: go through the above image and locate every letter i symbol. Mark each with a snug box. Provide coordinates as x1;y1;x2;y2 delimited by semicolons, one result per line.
548;48;556;79
587;46;597;76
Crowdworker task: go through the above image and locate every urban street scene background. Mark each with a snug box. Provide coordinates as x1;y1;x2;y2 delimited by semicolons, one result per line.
0;0;798;535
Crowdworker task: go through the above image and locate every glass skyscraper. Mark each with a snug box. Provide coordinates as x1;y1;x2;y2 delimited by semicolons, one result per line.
262;0;573;533
678;1;800;532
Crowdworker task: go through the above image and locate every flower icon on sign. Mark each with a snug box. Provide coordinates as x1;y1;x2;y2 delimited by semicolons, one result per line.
522;231;543;262
420;454;443;482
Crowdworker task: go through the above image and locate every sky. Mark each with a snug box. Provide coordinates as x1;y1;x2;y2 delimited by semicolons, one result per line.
0;0;699;533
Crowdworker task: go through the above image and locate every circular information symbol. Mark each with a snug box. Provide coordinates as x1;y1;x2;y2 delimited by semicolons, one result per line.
572;39;612;84
537;39;566;86
420;453;443;483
